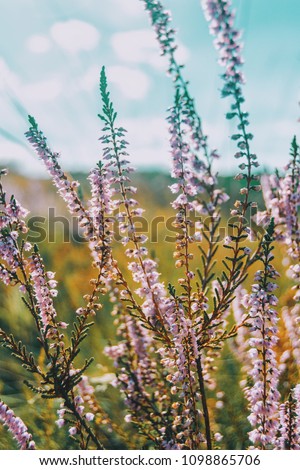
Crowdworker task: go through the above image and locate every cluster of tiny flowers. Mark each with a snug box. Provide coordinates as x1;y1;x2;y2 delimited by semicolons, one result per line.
230;285;251;375
282;304;300;368
26;119;117;313
261;174;300;257
141;0;176;60
0;186;29;235
28;253;58;330
106;303;204;450
157;298;205;449
76;374;113;425
56;373;94;434
25;121;93;236
168;94;224;213
244;247;280;447
202;0;260;215
106;313;155;398
260;140;300;300
277;385;300;449
0;178;29;285
0;232;20;285
126;316;155;387
105;328;169;446
259;174;283;229
0;400;35;449
87;163;115;274
88;164;114;239
168;97;201;282
202;0;244;87
168;93;228;222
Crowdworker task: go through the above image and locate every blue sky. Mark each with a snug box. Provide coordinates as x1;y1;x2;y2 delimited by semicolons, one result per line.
0;0;299;176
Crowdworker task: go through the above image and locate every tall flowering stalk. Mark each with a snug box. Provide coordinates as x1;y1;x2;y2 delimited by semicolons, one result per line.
201;0;262;327
0;400;35;449
244;220;280;448
142;0;228;301
142;0;213;165
282;304;300;371
260;137;300;301
168;90;212;449
277;385;300;449
98;67;170;341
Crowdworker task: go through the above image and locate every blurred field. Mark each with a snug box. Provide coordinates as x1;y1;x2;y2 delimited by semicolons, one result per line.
0;171;295;449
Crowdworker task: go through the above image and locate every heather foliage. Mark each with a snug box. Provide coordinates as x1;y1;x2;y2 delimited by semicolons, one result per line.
0;0;299;450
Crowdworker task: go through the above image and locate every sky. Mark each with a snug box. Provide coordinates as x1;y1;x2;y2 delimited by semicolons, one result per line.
0;0;299;177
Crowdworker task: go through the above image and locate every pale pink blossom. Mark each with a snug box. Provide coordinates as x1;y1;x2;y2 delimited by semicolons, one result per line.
0;400;35;449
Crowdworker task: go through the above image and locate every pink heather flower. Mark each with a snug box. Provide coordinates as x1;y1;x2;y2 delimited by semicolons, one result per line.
282;305;300;367
202;0;245;86
25;125;81;215
0;400;35;449
141;1;176;59
156;299;204;448
85;413;94;422
55;419;65;429
87;163;115;271
230;285;250;372
77;375;95;404
214;432;223;442
74;396;84;406
23;242;32;251
28;252;58;329
277;385;300;449
167;96;208;295
57;409;66;419
46;271;56;279
0;193;30;285
0;195;29;232
19;285;27;294
260;140;299;300
124;414;132;423
69;427;77;436
245;230;280;448
25;121;103;256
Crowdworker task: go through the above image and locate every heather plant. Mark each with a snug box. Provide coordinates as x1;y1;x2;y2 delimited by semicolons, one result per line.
0;0;299;450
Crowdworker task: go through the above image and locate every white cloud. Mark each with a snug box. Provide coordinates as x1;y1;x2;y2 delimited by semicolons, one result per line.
79;65;99;91
111;29;165;70
0;141;32;163
0;58;20;92
50;20;100;54
23;77;63;102
111;0;145;18
101;0;145;25
111;28;190;70
0;58;63;103
26;35;52;54
107;65;151;100
123;116;167;146
121;116;170;167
